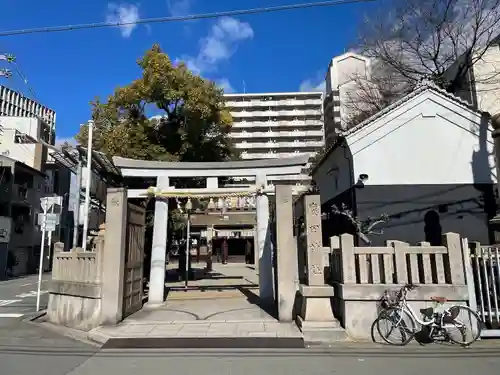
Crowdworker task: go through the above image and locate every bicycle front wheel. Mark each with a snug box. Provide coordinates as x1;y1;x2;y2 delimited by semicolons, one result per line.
443;305;482;346
376;307;416;346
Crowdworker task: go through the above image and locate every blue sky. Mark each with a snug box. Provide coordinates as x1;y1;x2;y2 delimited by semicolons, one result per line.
0;0;376;142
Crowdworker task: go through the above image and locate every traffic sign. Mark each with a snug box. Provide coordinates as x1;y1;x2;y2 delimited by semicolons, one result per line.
40;196;63;212
37;213;60;232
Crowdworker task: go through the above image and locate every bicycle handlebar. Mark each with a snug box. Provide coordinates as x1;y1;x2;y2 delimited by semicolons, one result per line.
397;284;419;301
404;283;418;291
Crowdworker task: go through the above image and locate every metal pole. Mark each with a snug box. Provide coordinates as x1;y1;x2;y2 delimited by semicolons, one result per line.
185;213;190;288
36;206;47;312
73;160;82;249
46;203;54;270
81;120;93;250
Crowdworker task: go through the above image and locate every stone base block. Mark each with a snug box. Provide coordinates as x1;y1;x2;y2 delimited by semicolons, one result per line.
296;316;347;343
300;295;334;321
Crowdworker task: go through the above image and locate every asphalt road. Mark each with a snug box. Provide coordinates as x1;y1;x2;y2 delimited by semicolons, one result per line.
65;346;500;375
0;274;97;375
1;275;500;375
0;274;51;318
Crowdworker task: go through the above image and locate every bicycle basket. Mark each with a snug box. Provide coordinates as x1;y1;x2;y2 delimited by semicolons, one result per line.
379;290;400;309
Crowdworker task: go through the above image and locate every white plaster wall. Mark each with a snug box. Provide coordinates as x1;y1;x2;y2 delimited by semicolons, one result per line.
347;91;496;186
314;146;353;204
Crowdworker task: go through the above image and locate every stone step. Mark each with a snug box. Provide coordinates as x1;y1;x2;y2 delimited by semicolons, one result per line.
301;328;349;343
296;316;348;343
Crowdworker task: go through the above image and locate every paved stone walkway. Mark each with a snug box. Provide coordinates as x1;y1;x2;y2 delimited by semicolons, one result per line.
91;297;301;342
90;263;302;343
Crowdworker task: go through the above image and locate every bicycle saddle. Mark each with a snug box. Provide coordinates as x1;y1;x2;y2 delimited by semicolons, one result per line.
420;307;434;318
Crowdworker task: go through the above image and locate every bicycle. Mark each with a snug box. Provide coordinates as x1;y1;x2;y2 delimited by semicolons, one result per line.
374;283;482;346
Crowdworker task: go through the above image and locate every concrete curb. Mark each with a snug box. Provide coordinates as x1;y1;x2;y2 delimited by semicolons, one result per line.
38;322;103;348
27;314;103;348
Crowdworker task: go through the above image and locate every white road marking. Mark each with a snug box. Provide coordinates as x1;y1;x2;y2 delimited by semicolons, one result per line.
0;299;21;307
16;290;48;298
0;313;23;318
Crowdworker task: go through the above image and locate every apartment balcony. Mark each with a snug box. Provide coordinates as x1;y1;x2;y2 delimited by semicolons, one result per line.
226;98;323;108
231;119;323;129
231;109;321;118
240;151;316;159
234;141;324;149
229;130;324;138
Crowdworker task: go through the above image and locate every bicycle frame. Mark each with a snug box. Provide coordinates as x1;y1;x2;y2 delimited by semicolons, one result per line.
393;292;465;330
398;297;436;326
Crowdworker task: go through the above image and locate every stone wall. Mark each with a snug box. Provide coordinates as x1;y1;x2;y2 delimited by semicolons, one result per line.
46;233;104;331
46;187;144;331
329;232;469;340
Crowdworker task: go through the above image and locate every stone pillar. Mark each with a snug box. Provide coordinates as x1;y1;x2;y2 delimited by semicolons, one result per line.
300;194;335;322
256;173;274;302
275;184;298;321
206;226;214;271
304;195;324;286
148;176;169;305
101;188;128;325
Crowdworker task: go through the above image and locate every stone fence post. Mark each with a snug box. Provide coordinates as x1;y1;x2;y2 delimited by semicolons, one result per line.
275;184;298;321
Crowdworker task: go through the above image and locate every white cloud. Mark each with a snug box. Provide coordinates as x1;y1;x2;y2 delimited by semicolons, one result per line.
106;3;140;38
216;78;234;93
299;72;326;92
167;0;193;17
179;17;254;75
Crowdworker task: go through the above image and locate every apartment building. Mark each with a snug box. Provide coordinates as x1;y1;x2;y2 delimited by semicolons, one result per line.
0;84;56;140
224;91;324;186
0;116;49;172
444;36;500;116
0;156;47;278
323;52;372;145
0;86;70;278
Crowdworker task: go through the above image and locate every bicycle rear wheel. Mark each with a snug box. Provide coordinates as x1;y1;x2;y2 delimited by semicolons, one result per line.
376;307;416;346
442;305;482;346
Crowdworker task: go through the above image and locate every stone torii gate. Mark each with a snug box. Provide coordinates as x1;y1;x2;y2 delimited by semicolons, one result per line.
112;155;309;306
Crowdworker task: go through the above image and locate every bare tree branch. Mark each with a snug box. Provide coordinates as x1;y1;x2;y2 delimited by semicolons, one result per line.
345;0;500;126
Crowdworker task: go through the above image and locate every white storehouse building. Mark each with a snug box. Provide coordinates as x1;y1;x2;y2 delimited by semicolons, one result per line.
312;81;496;247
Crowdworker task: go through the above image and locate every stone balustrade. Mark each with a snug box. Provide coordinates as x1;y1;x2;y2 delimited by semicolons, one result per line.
47;232;104;331
327;232;468;340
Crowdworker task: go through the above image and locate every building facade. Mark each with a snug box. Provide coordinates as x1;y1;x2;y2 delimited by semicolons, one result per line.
444;36;500;117
0;85;56;141
0;156;47;278
224;91;324;186
0;116;49;172
323;53;372;145
312;83;496;247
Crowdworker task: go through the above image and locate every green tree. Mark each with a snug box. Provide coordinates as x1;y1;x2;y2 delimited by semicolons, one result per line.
76;44;238;249
76;44;236;162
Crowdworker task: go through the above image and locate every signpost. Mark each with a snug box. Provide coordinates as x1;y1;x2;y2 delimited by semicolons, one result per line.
36;196;62;312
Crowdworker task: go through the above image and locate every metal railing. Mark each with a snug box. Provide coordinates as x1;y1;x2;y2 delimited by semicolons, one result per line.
469;243;500;334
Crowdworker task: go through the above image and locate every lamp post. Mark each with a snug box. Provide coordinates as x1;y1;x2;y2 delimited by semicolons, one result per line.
184;198;192;288
82;120;94;250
